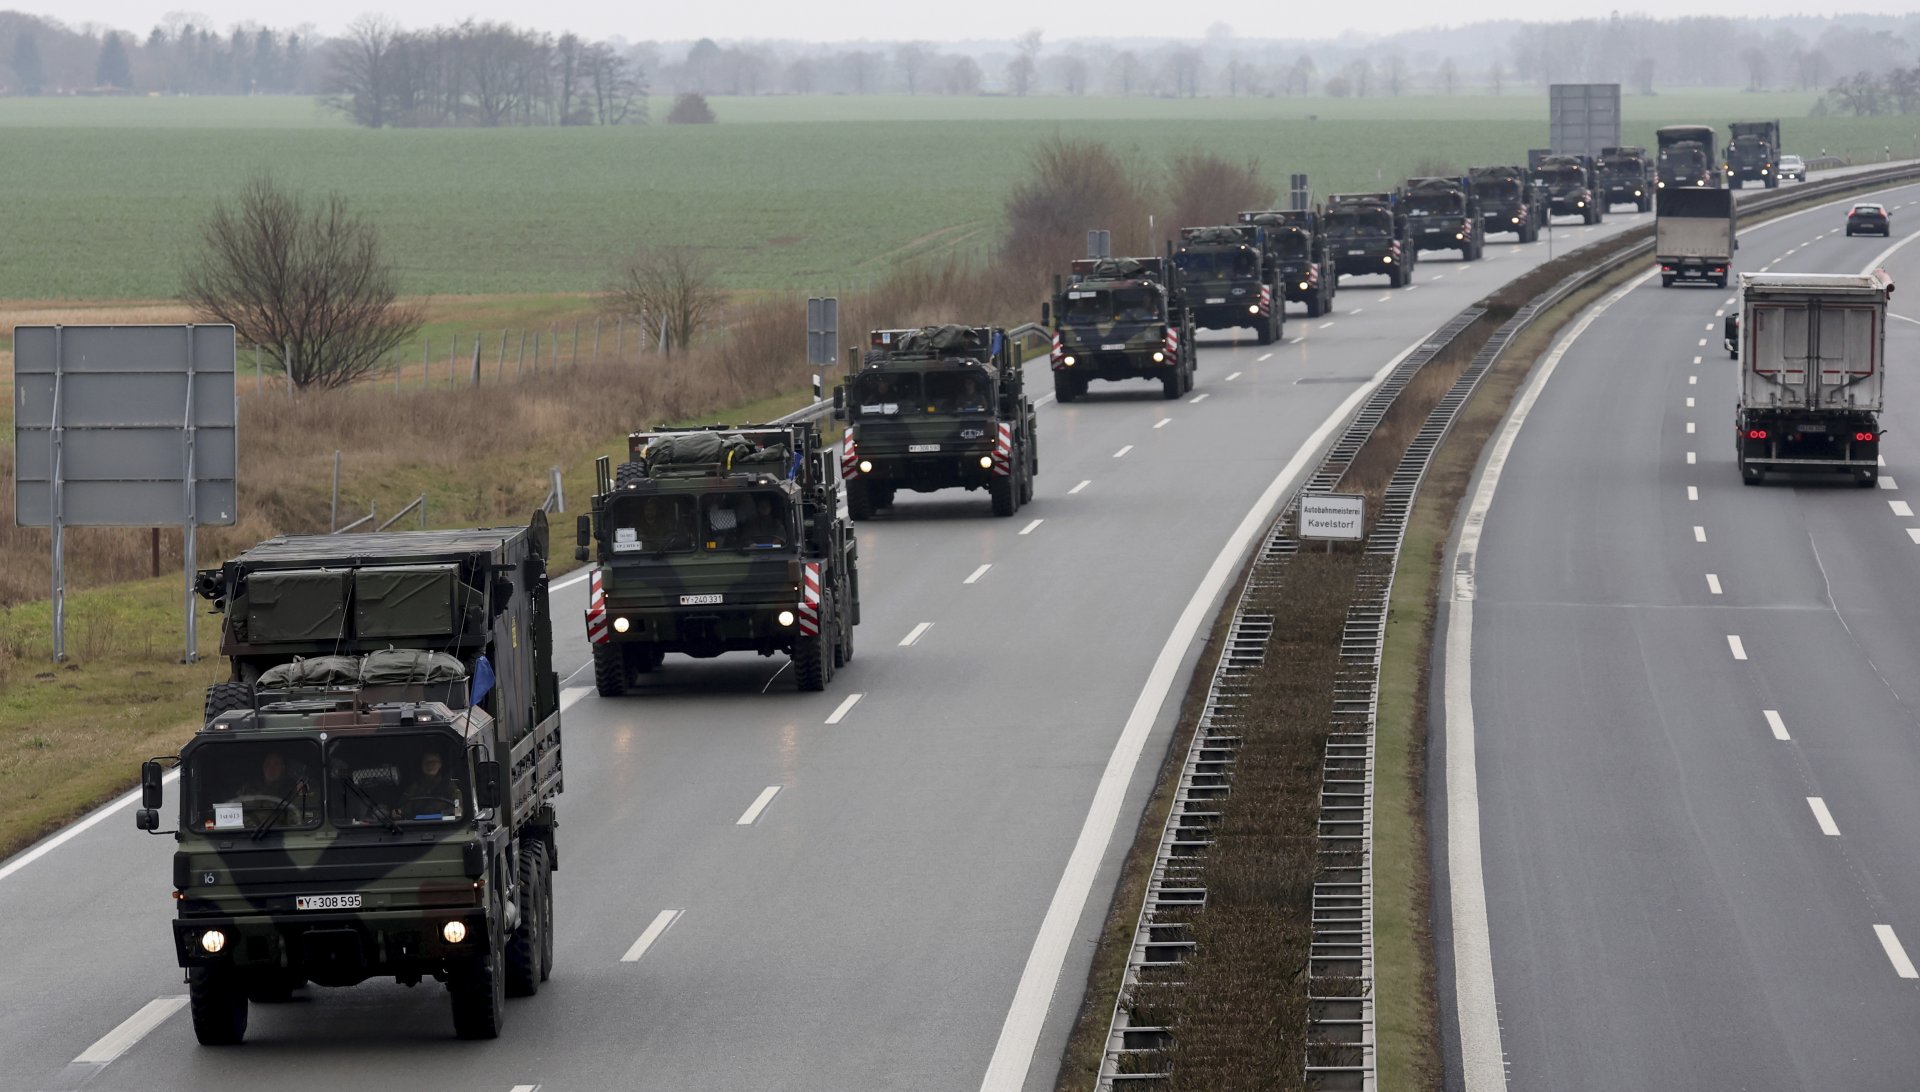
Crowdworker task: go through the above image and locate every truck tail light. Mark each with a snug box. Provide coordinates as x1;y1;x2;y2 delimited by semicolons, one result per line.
1856;432;1877;442
1747;430;1768;440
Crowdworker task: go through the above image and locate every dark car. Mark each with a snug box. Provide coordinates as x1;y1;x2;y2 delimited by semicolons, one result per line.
1848;203;1891;236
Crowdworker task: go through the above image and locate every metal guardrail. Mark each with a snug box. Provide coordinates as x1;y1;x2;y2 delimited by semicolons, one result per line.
1094;156;1920;1091
376;494;426;532
538;467;565;514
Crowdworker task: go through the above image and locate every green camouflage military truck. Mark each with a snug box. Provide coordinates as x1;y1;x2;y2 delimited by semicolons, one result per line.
143;517;564;1044
1172;225;1284;345
1530;153;1606;225
1325;192;1416;287
1403;176;1485;261
1238;209;1337;317
834;324;1037;520
1597;146;1653;212
576;423;858;694
1045;256;1198;402
1469;165;1548;243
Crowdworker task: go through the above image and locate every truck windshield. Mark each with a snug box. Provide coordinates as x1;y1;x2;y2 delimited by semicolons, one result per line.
1407;194;1462;215
329;734;468;825
1474;181;1520;203
1271;232;1310;259
1536;167;1583;187
185;739;322;834
606;493;698;554
853;370;922;414
923;370;992;414
1327;210;1391;237
1174;250;1256;278
701;491;792;550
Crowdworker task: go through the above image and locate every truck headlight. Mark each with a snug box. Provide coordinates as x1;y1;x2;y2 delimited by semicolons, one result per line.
979;456;994;469
1511;216;1521;224
1248;304;1260;314
1761;168;1769;174
1151;351;1165;362
200;929;227;954
857;459;872;474
1298;281;1309;290
1061;355;1075;366
1382;256;1393;264
442;921;467;944
1576;200;1585;207
777;610;795;627
612;616;630;634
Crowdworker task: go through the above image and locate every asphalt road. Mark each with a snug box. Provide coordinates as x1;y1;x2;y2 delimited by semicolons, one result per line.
0;200;1690;1092
1441;179;1920;1089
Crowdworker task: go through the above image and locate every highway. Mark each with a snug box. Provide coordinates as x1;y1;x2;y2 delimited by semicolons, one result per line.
4;207;1654;1092
1441;180;1920;1089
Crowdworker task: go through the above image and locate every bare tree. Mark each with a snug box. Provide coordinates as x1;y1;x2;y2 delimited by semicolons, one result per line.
605;247;726;356
183;176;423;391
1742;47;1768;91
1382;55;1408;96
328;16;400;128
941;55;982;95
1007;29;1042;96
1436;57;1458;94
1631;57;1655;95
1113;50;1143;96
895;42;932;95
1489;60;1506;96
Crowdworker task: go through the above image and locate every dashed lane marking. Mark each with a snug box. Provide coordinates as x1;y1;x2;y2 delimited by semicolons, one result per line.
1764;710;1790;741
1068;480;1090;495
1728;635;1748;660
1876;925;1919;979
1019;519;1044;535
621;909;683;963
736;786;782;826
825;693;864;724
900;622;933;647
964;564;992;584
1808;797;1842;837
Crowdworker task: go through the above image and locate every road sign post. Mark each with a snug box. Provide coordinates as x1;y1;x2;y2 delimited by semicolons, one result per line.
1299;492;1365;552
807;297;840;367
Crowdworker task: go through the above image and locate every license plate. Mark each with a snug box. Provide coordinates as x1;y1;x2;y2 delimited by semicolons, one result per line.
1798;423;1826;433
1205;297;1226;304
907;443;941;453
680;593;723;605
1348;249;1368;255
1101;343;1126;351
296;894;361;911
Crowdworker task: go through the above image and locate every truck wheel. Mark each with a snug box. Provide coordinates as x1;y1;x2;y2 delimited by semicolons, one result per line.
591;642;628;698
538;842;555;981
1639;195;1652;213
834;606;853;668
1741;464;1763;486
989;473;1018;516
1662;275;1676;288
631;647;664;674
846;479;874;522
1767;176;1779;190
205;681;255;721
1305;294;1323;318
792;625;829;691
1018;456;1035;505
449;922;506;1040
1052;373;1078;403
1715;274;1729;289
1730;177;1742;190
506;842;546;998
875;485;897;510
614;460;647;490
1255;315;1274;345
189;965;249;1046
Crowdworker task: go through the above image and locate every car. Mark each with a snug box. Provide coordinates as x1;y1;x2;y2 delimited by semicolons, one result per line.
1848;203;1891;236
1777;154;1807;182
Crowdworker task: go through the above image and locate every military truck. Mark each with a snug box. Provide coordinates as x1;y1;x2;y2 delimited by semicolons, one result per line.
1656;125;1720;190
577;423;857;694
1596;146;1653;212
1733;270;1892;486
1045;256;1198;401
1172;225;1284;344
1324;192;1415;286
1726;120;1781;190
1238;209;1337;317
1530;154;1606;225
1468;165;1547;243
834;324;1037;519
145;517;564;1044
1402;176;1484;261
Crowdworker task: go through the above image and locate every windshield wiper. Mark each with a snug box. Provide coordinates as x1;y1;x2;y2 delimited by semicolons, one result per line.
336;770;404;835
251;781;310;841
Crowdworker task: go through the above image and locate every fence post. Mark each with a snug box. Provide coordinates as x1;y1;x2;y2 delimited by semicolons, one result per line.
550;467;565;514
615;316;623;361
592;317;601;363
470;334;483;387
284;343;293;396
517;329;528;376
447;332;457;386
531;331;541;375
498;328;509;380
330;449;340;532
421;335;430;389
572;320;580;367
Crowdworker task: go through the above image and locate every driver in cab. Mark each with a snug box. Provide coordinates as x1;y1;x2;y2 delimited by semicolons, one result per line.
395;749;462;820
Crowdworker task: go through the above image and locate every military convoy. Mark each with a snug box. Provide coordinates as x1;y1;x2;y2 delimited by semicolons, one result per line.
1046;256;1198;401
1172;225;1285;344
148;518;564;1043
1530;154;1606;225
1597;146;1653;212
1324;191;1416;286
1402;177;1483;261
1469;165;1549;243
1238;209;1337;317
836;324;1038;519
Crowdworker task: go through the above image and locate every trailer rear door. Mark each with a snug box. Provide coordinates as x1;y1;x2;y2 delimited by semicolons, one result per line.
1748;299;1880;409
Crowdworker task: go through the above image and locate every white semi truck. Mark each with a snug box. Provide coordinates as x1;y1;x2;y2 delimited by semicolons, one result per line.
1732;270;1893;486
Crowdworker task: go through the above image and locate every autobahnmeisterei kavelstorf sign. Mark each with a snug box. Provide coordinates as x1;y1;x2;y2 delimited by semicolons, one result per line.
1299;492;1365;541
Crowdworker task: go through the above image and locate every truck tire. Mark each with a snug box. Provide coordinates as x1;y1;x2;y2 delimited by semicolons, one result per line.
506;842;547;998
631;647;664;674
449;921;506;1040
189;965;249;1046
792;623;830;692
1639;195;1652;213
1161;372;1182;400
1741;462;1764;485
538;841;555;982
1305;293;1323;318
614;460;647;490
1766;176;1779;190
591;642;629;698
990;472;1018;516
875;485;896;510
1256;313;1274;345
1662;275;1676;288
204;681;255;721
834;605;853;668
1715;274;1729;289
847;479;874;522
1018;453;1035;505
1053;373;1079;403
1730;177;1742;190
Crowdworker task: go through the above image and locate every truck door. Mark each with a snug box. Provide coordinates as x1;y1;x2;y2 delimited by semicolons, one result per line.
1813;301;1880;410
1748;301;1812;407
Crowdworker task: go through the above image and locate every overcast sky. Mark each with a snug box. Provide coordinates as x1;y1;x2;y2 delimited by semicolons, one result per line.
44;2;1920;43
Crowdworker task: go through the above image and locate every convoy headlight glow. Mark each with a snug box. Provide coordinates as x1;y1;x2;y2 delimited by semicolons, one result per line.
1634;189;1643;197
1248;304;1260;314
857;459;873;474
1576;200;1585;207
1151;351;1165;362
200;929;227;954
1298;281;1309;290
1762;168;1770;175
1382;256;1393;264
612;616;630;634
1455;232;1464;240
1061;355;1076;366
979;456;994;469
442;921;467;944
1511;216;1521;224
777;610;795;627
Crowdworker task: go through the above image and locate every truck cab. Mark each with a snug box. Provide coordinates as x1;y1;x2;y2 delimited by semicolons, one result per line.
1597;146;1652;212
1468;165;1546;243
1725;120;1781;190
1047;256;1197;402
1173;225;1283;344
1656;125;1721;190
1530;155;1605;225
1324;192;1415;286
1238;209;1337;317
1402;177;1484;260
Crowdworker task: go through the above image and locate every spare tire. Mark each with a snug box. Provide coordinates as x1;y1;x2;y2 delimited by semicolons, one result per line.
204;681;255;722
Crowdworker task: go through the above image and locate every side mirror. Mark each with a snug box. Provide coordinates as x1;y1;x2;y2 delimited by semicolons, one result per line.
476;761;502;811
575;514;590;548
833;385;844;410
1041;302;1051;326
135;809;160;831
141;760;165;809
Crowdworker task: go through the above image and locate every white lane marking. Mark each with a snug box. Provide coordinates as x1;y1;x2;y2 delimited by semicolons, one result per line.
1433;273;1447;280
1876;924;1920;979
1689;375;1697;385
1033;392;1057;408
981;322;1446;1092
1881;477;1899;490
1113;445;1133;458
1705;323;1715;331
1377;294;1393;302
1686;422;1696;434
560;686;593;713
1906;529;1920;545
1706;574;1723;595
1068;480;1090;495
510;1086;541;1092
1764;709;1791;740
1350;307;1365;314
1256;352;1273;362
1287;337;1304;345
1687;451;1697;465
1407;284;1421;290
1715;309;1726;317
1688;486;1699;501
1692;355;1703;365
1891;500;1912;517
1686;397;1695;408
1728;635;1748;660
1880;455;1888;467
1153;418;1171;429
824;693;863;725
552;570;592;593
1319;322;1335;329
621;909;683;962
736;786;781;826
1189;392;1210;404
73;997;188;1065
1694;525;1707;542
1697;338;1708;347
1019;519;1044;535
899;622;933;647
0;769;178;886
1808;797;1842;837
1225;371;1243;381
965;564;992;584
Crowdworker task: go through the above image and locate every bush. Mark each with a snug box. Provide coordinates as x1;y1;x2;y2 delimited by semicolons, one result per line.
665;93;716;124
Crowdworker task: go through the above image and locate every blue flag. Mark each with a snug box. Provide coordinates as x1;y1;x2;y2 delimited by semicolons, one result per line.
468;655;496;708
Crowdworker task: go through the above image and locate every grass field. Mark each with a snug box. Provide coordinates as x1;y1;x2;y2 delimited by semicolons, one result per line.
2;89;1915;300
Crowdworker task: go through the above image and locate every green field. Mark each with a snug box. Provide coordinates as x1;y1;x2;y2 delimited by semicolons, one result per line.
2;90;1914;300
